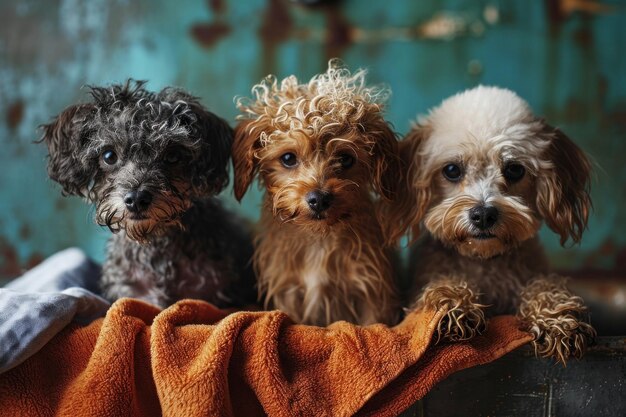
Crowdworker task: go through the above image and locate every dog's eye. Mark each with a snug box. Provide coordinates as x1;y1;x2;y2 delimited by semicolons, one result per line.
102;150;118;165
280;152;298;168
338;153;355;169
442;163;462;182
503;163;525;182
164;150;180;164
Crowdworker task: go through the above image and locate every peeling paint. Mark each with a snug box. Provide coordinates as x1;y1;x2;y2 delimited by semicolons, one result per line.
0;0;625;281
190;0;231;49
546;0;614;32
483;5;500;25
557;0;614;16
322;5;353;61
190;22;231;48
259;0;293;75
289;12;489;44
418;12;469;40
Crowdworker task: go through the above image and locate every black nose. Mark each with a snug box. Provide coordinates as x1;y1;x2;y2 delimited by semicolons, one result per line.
306;190;333;213
124;190;153;213
469;205;499;230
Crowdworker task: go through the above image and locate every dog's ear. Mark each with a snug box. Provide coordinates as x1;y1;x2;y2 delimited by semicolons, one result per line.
232;120;260;201
382;126;433;244
536;124;592;245
371;122;401;201
187;101;234;194
40;104;96;198
158;88;233;194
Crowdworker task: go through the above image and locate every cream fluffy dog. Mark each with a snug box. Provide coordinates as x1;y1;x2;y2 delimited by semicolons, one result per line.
388;86;595;363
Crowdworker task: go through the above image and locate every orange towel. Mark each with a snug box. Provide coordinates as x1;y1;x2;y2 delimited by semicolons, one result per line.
0;299;532;417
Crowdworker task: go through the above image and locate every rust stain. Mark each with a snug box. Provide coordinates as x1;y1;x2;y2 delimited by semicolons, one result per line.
259;0;292;45
6;100;24;130
190;22;231;48
55;198;69;211
563;98;587;121
0;237;21;278
322;5;353;61
564;238;626;279
598;239;618;255
558;0;614;15
289;1;354;63
190;0;230;49
26;252;44;270
253;1;482;61
545;0;613;33
582;238;616;267
607;105;626;132
573;23;593;46
259;0;293;76
209;0;225;13
292;0;336;6
19;224;31;240
546;0;566;27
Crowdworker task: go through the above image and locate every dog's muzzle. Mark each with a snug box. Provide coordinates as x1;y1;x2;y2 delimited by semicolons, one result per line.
124;189;153;214
306;190;334;218
469;205;499;236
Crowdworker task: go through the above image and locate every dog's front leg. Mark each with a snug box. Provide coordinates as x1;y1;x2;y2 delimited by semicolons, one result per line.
517;275;595;363
416;279;487;343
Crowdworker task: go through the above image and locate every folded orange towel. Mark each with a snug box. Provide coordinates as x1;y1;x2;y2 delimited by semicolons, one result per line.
0;299;532;417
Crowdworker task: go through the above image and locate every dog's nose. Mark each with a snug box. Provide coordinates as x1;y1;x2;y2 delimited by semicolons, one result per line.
469;205;499;230
306;190;333;213
124;190;153;213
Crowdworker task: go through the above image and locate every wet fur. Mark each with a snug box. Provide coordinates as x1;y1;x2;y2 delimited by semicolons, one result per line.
233;61;400;326
391;86;595;362
41;80;255;308
101;199;255;308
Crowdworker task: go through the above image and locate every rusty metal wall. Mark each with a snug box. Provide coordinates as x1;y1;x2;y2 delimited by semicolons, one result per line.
0;0;624;280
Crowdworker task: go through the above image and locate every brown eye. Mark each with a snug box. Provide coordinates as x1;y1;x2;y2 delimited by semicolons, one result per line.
164;150;180;164
102;150;118;165
503;163;525;182
280;152;298;168
338;153;355;169
442;163;462;182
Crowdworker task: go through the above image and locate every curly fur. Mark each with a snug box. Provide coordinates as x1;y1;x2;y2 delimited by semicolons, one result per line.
518;277;596;364
390;86;595;362
233;60;400;326
418;281;487;343
41;80;255;308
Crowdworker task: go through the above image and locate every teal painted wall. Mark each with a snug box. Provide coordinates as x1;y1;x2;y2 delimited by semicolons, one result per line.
1;0;624;279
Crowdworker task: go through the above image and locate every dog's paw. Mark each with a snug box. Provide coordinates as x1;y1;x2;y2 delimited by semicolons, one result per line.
525;317;595;364
518;279;596;364
421;283;487;343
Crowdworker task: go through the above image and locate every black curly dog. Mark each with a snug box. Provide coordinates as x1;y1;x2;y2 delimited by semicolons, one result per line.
41;80;256;308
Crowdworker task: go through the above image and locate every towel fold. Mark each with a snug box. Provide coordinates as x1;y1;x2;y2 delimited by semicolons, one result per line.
0;298;532;416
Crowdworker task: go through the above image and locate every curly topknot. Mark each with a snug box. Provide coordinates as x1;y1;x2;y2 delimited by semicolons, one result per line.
236;59;391;142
